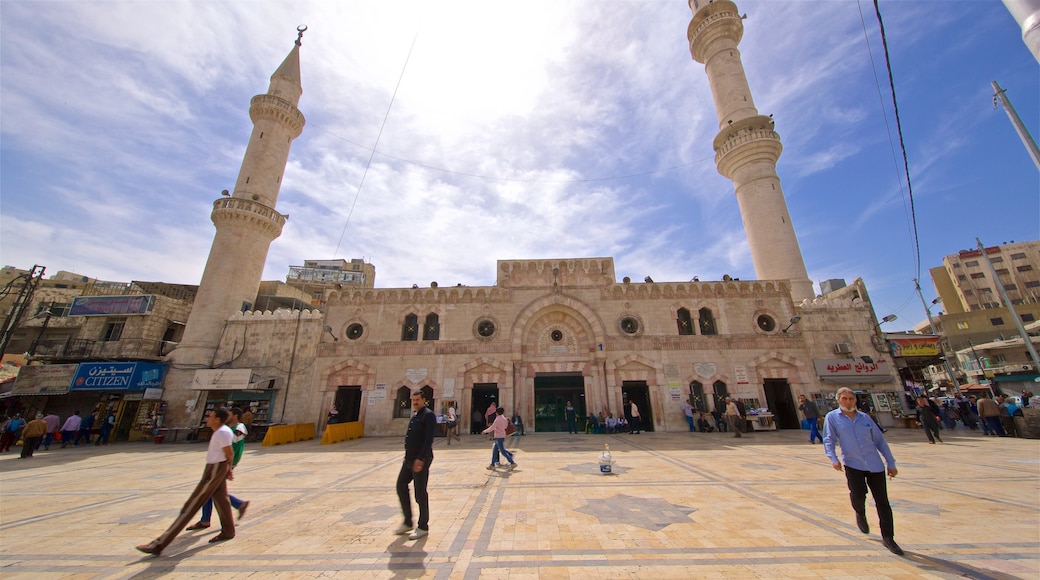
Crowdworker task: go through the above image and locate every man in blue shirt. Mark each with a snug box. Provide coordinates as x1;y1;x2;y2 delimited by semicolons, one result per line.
823;387;902;556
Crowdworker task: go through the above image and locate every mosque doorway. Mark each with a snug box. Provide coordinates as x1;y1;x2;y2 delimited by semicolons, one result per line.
763;379;799;429
471;384;498;434
622;381;654;432
533;373;585;432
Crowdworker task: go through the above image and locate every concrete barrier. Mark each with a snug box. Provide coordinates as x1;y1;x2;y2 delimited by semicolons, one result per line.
261;423;317;446
320;421;364;444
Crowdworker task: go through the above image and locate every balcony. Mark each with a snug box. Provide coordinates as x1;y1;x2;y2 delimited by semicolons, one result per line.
32;337;176;362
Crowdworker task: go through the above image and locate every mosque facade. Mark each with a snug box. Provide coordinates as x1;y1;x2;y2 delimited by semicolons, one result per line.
159;2;905;434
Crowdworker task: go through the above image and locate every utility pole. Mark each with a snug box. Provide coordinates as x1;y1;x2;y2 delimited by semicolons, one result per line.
976;238;1040;372
992;81;1040;171
914;279;960;394
0;265;46;358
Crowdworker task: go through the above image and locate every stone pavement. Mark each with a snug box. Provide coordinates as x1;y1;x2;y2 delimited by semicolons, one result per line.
1;428;1037;579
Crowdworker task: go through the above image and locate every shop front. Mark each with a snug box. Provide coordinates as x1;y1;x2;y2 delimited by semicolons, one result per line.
190;369;277;440
813;358;904;428
69;362;168;442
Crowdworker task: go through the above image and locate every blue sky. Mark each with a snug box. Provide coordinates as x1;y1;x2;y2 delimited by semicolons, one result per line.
1;0;1037;330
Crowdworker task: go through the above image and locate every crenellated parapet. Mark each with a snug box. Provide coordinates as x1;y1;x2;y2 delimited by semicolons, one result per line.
497;258;616;288
231;308;324;320
325;286;511;306
604;279;787;300
211;197;286;239
249;94;305;138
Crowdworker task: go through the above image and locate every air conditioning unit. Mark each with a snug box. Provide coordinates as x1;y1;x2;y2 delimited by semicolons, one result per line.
833;343;852;354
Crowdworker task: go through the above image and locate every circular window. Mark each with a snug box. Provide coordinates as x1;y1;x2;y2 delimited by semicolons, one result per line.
620;317;640;334
346;323;364;340
550;329;564;342
756;315;776;332
477;320;496;337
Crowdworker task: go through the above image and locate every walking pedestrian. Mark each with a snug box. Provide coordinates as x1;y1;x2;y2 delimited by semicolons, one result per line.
394;390;435;540
20;413;48;459
565;401;577;434
96;411;115;445
824;387;903;555
798;394;822;444
726;398;742;438
40;412;60;450
186;407;250;530
1;413;26;452
629;400;641;434
482;407;517;470
445;404;460;445
135;408;236;555
914;396;942;444
60;411;82;448
75;411;95;445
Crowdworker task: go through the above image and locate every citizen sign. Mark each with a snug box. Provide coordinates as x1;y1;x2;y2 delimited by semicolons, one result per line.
75;365;133;388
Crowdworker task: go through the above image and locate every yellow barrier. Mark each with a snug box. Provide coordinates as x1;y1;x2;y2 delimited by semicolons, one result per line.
294;423;316;441
261;424;297;446
320;421;365;444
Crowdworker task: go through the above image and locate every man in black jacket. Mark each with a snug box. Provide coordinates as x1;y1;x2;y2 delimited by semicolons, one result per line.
395;390;436;540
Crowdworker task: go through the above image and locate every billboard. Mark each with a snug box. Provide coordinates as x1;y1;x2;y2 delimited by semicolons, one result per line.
69;295;155;317
9;364;78;395
889;337;941;357
70;362;166;391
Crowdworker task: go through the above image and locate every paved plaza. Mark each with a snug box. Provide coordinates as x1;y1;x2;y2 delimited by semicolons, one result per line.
0;428;1037;579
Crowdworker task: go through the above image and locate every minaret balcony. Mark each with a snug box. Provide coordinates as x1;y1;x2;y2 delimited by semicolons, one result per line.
688;0;743;63
713;116;783;178
211;197;287;238
249;94;305;138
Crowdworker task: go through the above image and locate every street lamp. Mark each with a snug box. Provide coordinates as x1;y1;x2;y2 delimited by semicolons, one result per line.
874;313;897;332
781;315;802;333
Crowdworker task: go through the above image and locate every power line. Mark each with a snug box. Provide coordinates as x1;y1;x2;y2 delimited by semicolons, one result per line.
309;122;715;184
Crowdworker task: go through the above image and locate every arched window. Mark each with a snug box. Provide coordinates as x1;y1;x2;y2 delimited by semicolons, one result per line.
689;381;707;412
423;313;440;340
395;386;412;418
711;380;728;412
677;308;694;335
699;308;717;335
401;313;418;341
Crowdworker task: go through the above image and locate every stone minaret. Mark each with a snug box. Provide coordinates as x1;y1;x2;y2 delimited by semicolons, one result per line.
168;29;306;370
687;1;814;302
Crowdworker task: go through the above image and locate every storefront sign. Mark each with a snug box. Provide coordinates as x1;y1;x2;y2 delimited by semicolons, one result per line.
734;365;749;385
143;388;164;400
9;363;78;396
192;368;253;390
71;362;166;391
889;337;940;357
69;294;155;316
813;359;894;384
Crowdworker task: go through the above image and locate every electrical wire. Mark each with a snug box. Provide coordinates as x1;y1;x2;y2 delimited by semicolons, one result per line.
332;30;421;259
309;121;715;184
871;0;922;281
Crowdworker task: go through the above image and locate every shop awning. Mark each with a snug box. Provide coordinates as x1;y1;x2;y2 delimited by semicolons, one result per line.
814;359;896;384
960;383;992;391
4;363;77;397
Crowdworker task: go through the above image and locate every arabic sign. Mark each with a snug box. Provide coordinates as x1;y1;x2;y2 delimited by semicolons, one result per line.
889;337;940;357
69;295;155;316
192;369;253;390
10;364;78;395
813;359;894;384
71;362;166;391
734;365;749;385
